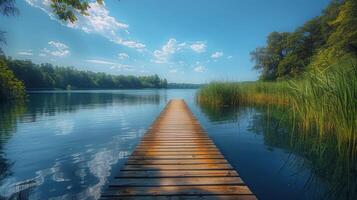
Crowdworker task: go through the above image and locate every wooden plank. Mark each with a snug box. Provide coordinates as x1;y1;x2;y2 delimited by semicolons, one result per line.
148;129;204;132
142;135;207;138
128;155;224;159
131;152;222;156
135;145;217;149
116;170;239;178
126;159;228;165
102;185;253;196
101;195;257;200
109;177;244;187
141;137;210;139
141;138;211;141
122;164;233;171
137;143;216;146
137;145;215;147
142;136;209;138
100;99;256;199
133;149;220;152
135;147;217;150
137;142;215;145
135;146;217;149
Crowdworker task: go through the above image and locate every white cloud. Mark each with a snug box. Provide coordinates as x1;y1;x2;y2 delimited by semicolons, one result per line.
211;51;223;58
194;65;207;73
152;39;208;64
118;40;145;50
41;41;70;57
18;50;33;56
86;59;135;71
86;59;116;65
177;42;187;49
153;38;177;64
190;41;206;53
49;41;68;49
25;1;145;51
118;53;129;60
227;55;233;59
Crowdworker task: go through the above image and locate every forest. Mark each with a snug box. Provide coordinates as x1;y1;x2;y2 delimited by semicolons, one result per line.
250;0;356;80
0;56;167;101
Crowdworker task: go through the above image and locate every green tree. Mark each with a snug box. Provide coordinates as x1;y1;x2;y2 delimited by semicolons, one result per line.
311;0;357;68
50;0;104;23
0;57;25;101
251;0;357;80
251;32;290;80
0;0;18;16
0;1;25;101
0;0;18;52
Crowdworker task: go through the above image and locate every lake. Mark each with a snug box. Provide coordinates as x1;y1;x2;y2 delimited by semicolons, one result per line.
0;89;353;199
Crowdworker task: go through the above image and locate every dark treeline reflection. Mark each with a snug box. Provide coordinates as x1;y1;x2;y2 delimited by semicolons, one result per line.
199;104;356;200
26;91;162;117
0;103;27;186
1;90;163;132
198;103;240;123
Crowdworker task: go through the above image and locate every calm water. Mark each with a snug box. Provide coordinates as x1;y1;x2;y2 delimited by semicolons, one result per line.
0;89;352;199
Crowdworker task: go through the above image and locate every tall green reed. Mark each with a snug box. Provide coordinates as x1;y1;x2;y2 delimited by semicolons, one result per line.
197;60;357;160
289;61;357;160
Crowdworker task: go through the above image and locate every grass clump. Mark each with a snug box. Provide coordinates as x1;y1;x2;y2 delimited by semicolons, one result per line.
197;82;242;107
197;81;290;107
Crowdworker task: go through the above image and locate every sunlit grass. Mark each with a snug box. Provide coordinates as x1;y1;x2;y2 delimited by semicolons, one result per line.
197;81;290;107
289;61;357;158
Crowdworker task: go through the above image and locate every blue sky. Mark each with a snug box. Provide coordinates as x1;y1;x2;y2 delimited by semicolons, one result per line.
1;0;330;83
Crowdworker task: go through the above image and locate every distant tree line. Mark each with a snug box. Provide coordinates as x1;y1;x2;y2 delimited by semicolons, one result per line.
251;0;357;80
2;57;167;90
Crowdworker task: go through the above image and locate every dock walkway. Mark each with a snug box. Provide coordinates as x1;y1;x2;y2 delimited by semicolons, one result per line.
101;99;256;199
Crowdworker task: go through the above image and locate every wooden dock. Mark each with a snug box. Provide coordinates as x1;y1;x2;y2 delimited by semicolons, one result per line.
101;99;257;200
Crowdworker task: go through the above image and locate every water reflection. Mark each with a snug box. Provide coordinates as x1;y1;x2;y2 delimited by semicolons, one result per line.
0;90;164;199
199;104;356;200
1;90;355;199
198;103;240;123
0;102;26;190
25;90;162;119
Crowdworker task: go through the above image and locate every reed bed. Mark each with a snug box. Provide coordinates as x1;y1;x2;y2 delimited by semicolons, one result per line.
197;61;357;159
197;81;291;106
289;62;357;159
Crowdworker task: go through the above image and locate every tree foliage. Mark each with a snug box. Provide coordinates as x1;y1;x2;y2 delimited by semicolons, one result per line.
251;0;357;80
50;0;103;23
0;57;25;101
0;1;25;101
4;57;167;90
0;0;102;51
0;0;18;16
0;0;19;52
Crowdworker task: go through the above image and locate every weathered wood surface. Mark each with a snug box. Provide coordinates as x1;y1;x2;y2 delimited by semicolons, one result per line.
101;99;257;200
